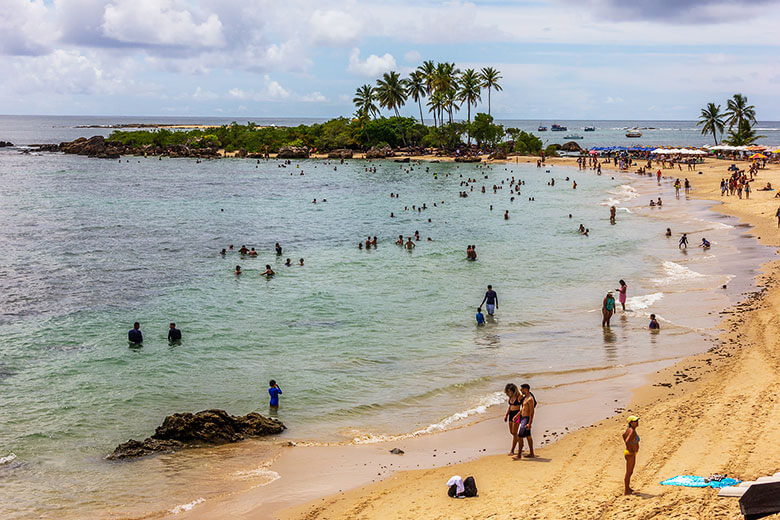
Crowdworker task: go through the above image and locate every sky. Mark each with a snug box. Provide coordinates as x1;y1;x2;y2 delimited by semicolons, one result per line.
1;0;779;120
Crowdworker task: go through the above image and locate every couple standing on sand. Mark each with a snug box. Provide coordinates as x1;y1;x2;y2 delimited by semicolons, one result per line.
503;383;536;459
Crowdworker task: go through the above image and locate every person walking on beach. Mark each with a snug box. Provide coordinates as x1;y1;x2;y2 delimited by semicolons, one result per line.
481;285;498;316
602;292;615;327
514;383;536;459
776;206;780;228
268;380;282;410
128;322;143;345
623;416;640;495
503;383;523;456
679;233;688;249
616;280;627;311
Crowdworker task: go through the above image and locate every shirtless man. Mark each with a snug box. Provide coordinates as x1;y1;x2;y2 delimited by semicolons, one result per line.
514;384;536;459
404;237;416;250
396;234;404;245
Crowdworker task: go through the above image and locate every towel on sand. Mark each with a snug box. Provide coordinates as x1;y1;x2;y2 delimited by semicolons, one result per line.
660;475;741;488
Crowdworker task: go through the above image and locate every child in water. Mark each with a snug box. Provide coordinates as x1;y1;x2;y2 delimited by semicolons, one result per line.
268;380;282;409
476;307;485;325
649;314;660;330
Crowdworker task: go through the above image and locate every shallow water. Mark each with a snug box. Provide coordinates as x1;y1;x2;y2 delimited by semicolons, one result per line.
0;151;771;518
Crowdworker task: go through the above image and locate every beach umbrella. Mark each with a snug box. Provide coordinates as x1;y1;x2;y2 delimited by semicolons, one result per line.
749;153;767;159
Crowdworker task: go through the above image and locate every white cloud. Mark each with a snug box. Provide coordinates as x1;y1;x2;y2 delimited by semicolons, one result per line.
301;91;327;102
102;0;225;48
310;9;362;46
0;0;59;56
228;75;290;101
404;50;421;63
347;48;396;77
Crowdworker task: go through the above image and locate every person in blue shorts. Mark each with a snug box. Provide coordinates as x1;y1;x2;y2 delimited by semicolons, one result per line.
476;307;485;325
268;380;282;409
480;285;498;316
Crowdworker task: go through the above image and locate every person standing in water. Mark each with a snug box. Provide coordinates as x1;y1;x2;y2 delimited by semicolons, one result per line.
128;322;143;345
679;233;689;249
481;285;498;316
268;380;282;410
616;280;627;311
623;416;640;495
602;292;615;327
167;323;182;343
503;383;523;456
610;205;616;224
476;307;485;325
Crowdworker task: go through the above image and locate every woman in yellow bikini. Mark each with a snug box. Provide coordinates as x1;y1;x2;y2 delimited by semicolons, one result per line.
622;416;640;495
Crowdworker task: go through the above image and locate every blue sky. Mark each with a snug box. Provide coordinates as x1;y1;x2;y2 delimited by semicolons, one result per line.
1;0;779;119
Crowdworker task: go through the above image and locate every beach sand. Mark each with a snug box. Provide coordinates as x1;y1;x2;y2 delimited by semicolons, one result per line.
274;158;780;520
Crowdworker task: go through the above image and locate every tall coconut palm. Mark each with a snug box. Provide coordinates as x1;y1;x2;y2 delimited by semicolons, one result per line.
418;60;438;126
724;93;757;130
479;67;502;116
406;71;427;126
696;102;725;145
353;84;378;120
427;92;446;128
458;69;482;124
443;88;460;124
375;71;409;145
435;62;460;124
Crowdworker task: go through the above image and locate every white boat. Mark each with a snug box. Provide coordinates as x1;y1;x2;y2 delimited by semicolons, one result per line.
563;135;583;140
626;131;642;138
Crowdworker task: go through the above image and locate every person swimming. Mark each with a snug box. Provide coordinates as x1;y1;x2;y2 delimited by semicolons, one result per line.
260;264;275;277
285;258;292;266
700;238;711;249
234;265;242;275
649;314;660;330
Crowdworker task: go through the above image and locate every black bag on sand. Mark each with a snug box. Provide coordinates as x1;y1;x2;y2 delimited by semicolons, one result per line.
448;476;478;498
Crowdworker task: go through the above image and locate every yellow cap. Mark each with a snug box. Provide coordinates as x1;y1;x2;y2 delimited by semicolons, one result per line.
627;416;639;424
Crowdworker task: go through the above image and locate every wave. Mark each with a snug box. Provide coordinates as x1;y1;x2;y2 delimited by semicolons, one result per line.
626;292;664;310
607;184;639;202
653;261;705;286
170;498;205;514
232;466;281;485
0;453;17;465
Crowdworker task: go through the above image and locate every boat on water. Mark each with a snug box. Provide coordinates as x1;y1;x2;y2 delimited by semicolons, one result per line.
537;125;547;132
551;124;567;131
584;126;595;132
626;131;642;138
563;135;583;140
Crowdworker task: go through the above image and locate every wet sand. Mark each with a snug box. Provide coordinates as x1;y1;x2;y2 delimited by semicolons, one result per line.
272;158;780;519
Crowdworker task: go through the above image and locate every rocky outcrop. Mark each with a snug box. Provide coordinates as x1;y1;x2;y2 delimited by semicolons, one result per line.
59;136;123;159
393;157;410;163
327;149;353;159
106;409;285;460
489;150;507;160
34;144;60;152
277;146;309;159
365;146;394;159
0;141;13;147
37;138;220;159
454;156;481;163
560;141;582;152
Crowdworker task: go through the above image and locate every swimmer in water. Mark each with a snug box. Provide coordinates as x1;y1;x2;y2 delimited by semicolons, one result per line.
299;258;304;266
275;242;282;255
234;265;242;275
249;247;258;257
239;245;249;254
285;258;292;266
260;265;275;277
220;248;226;256
665;228;672;237
679;233;688;249
649;314;660;330
404;237;416;250
700;238;711;249
396;234;404;245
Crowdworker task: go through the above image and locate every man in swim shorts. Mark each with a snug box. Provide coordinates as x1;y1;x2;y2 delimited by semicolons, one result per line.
514;383;535;459
481;285;498;316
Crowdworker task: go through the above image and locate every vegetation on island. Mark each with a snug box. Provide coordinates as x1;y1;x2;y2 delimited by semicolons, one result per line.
697;93;764;146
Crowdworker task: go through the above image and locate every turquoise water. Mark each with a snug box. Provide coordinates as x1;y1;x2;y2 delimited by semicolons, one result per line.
0;151;770;517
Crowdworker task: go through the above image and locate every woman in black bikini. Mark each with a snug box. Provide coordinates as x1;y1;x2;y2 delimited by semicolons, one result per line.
503;383;523;456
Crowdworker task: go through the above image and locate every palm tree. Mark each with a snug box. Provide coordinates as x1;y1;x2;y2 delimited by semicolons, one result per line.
479;67;502;116
427;92;446;128
434;62;460;124
418;60;438;126
458;69;482;124
725;119;765;146
353;84;378;119
406;71;427;126
696;102;725;145
724;93;757;130
375;71;409;145
443;88;460;124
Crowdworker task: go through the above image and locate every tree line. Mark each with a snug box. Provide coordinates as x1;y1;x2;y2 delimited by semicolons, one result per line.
697;93;764;146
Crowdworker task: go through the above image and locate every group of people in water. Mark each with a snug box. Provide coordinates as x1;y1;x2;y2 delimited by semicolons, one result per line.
127;321;181;346
222;243;304;277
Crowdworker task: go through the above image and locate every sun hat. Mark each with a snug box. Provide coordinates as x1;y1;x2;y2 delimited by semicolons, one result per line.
627;416;639;424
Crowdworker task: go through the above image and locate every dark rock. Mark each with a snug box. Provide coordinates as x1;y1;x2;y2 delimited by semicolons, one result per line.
365;146;394;159
34;143;60;152
59;136;123;159
106;409;285;460
277;146;309;159
560;141;582;152
236;148;248;158
489;150;507;160
327;149;353;159
393;157;410;163
0;141;13;147
389;448;405;454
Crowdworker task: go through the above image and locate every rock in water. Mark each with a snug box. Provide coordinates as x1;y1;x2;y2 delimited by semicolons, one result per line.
389;448;404;454
107;409;285;460
277;146;309;159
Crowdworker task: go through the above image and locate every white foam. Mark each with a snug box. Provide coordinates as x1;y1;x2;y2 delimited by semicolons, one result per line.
607;184;639;202
653;261;706;286
0;453;17;465
232;464;281;485
626;292;664;310
170;498;205;514
351;392;506;444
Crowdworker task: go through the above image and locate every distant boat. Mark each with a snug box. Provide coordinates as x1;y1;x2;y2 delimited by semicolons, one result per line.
551;124;567;131
537;125;547;132
626;131;642;138
563;134;583;140
584;126;595;132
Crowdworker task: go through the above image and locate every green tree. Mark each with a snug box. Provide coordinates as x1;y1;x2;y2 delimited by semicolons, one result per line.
406;71;427;126
427;92;446;130
353;84;379;120
434;62;460;125
458;69;482;144
724;119;765;146
418;60;438;126
469;113;504;149
375;71;409;145
724;93;757;130
696;102;725;145
479;67;502;116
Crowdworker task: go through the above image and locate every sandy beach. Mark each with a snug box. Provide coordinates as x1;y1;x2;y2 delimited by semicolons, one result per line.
266;157;780;520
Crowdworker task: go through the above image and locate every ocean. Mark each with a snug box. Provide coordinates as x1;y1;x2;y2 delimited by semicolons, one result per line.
0;117;774;517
